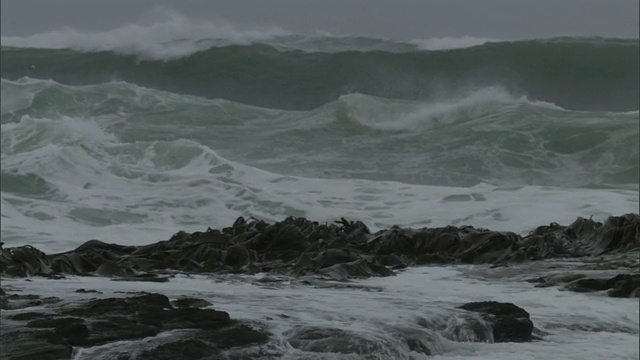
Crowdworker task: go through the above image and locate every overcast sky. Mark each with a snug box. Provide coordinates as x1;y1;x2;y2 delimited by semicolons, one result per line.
2;0;638;40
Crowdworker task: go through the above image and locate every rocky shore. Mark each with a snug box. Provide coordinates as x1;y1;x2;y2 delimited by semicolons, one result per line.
1;214;639;359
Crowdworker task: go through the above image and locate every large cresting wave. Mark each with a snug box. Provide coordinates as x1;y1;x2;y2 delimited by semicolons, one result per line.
2;78;638;192
1;14;639;251
2;77;639;252
2;20;638;112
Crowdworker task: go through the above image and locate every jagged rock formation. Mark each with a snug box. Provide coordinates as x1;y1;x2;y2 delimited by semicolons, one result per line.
1;214;638;296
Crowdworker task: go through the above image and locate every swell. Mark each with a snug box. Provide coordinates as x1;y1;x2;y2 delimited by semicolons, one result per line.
1;78;639;252
2;37;638;112
2;78;638;190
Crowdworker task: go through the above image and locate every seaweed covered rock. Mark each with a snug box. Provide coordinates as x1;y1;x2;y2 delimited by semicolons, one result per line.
506;214;640;262
530;272;640;298
0;245;52;277
565;273;640;297
1;214;638;282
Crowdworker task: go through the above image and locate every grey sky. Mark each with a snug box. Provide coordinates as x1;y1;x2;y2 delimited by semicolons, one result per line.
1;0;638;40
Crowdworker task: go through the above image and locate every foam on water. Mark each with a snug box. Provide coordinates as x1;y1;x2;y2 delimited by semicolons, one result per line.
343;87;517;131
0;8;502;60
2;124;638;253
2;264;638;359
1;78;638;253
0;9;289;60
1;16;638;359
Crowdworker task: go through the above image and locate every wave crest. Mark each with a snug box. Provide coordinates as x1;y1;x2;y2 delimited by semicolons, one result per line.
341;87;517;131
1;9;290;60
3;35;637;112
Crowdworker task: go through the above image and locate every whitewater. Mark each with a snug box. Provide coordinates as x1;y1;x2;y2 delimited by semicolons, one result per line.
1;14;639;360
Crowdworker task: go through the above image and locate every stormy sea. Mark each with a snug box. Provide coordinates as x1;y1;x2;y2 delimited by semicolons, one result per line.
1;16;639;360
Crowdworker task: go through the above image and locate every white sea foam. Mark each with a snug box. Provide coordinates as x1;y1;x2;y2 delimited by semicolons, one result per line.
1;9;289;60
344;87;517;131
1;112;637;253
0;76;638;360
1;8;503;60
2;264;638;359
1;79;638;253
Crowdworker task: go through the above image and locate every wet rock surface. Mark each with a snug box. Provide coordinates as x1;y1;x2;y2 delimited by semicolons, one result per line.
458;301;534;342
1;214;638;358
285;326;383;355
0;293;61;310
1;214;638;286
0;290;270;360
135;339;222;360
0;330;74;360
529;273;640;297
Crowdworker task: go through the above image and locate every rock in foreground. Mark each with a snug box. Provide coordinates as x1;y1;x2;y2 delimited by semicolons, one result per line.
0;291;269;360
458;301;534;342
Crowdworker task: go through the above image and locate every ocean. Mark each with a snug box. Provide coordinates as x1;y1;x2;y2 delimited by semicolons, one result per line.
1;20;639;359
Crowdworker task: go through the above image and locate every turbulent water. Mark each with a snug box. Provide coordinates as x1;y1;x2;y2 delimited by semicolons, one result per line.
1;17;639;359
3;262;639;360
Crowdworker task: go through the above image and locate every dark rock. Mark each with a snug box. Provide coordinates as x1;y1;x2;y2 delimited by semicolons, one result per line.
527;273;587;288
318;258;394;280
607;274;640;298
85;318;160;345
391;327;442;356
0;330;73;360
136;339;221;360
457;231;519;264
53;323;91;346
459;301;534;342
62;293;230;342
285;326;384;355
95;261;127;277
7;294;41;300
27;317;84;329
0;292;268;359
8;312;50;321
154;308;231;330
565;278;610;292
558;273;640;297
75;288;101;293
225;244;252;268
10;315;91;346
203;323;270;349
50;252;97;275
65;293;172;317
171;297;213;308
1;215;636;359
375;254;410;269
1;294;61;310
1;214;638;288
0;245;52;277
313;248;360;269
460;302;530;321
